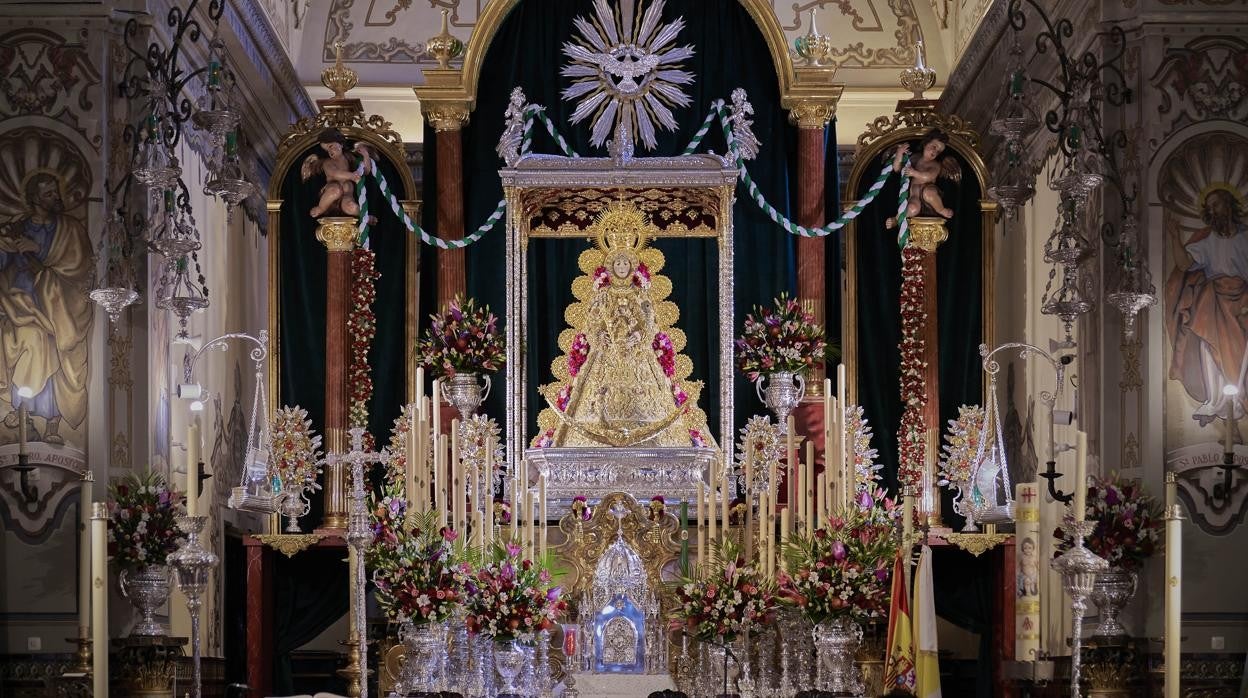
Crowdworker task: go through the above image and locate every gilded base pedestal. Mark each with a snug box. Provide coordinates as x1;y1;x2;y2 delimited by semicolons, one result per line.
907;216;949;252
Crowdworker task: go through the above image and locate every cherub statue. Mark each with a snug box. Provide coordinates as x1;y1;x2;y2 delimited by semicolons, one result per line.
300;128;373;218
496;86;529;166
886;128;962;228
727;87;761;161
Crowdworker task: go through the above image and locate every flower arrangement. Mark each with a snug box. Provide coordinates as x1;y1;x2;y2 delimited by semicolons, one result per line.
938;404;986;486
671;540;776;642
366;501;468;624
417;295;506;377
778;503;900;624
653;332;676;378
463;543;566;643
270;405;323;491
493;498;512;525
571;495;593;521
897;247;928;487
1054;473;1163;571
734;293;827;382
107;471;185;572
348;248;380;442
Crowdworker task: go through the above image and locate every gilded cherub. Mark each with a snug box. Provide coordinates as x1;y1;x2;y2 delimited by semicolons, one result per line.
300;128;373;218
886;128;962;229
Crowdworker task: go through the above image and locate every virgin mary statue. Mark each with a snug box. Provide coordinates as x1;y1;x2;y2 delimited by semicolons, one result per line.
533;201;715;450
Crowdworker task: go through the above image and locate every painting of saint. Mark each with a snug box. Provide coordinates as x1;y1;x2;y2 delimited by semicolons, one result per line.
0;129;93;450
1164;134;1248;431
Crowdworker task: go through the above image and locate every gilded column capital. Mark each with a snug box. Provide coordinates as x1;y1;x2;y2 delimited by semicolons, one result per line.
787;98;837;129
423;102;471;131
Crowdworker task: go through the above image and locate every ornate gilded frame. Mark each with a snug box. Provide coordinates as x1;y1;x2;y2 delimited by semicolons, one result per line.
498;154;740;471
842;106;997;406
265;105;422;413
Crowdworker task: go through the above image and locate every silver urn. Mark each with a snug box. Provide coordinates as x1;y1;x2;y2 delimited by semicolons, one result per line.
441;372;492;421
755;371;806;434
279;487;310;533
394;620;449;694
813;616;864;696
119;564;172;637
1091;568;1138;638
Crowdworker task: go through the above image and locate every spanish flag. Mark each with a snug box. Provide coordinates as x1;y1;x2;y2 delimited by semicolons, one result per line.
914;545;942;698
883;548;916;692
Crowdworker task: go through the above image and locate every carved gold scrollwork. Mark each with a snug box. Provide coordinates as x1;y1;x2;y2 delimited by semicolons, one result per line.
945;532;1011;556
788;99;838;129
253;533;326;557
554;493;681;604
857;106;981;151
423;103;472;132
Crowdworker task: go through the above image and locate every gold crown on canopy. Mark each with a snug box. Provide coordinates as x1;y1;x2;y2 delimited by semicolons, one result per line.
591;200;658;255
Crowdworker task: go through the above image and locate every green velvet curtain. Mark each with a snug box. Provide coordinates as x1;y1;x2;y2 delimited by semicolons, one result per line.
422;0;842;447
272;547;350;693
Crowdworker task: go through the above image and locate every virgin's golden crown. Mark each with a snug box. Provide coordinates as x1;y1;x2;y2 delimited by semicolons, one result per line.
591;201;656;252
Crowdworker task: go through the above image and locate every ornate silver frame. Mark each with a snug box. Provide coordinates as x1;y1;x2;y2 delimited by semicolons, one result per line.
499;152;739;475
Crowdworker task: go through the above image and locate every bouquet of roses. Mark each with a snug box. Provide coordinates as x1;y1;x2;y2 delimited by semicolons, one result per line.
1054;472;1162;571
734;293;827;382
417;295;506;377
671;540;776;643
366;499;468;624
779;502;900;624
463;543;566;643
107;471;185;572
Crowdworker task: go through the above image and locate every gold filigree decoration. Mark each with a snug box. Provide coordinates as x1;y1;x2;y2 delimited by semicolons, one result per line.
532;201;717;449
554;492;681;604
315;216;359;252
906;216;949;252
424;103;471;131
525;187;719;237
254;533;326;557
856;105;981;150
788;99;837;129
945;532;1011;556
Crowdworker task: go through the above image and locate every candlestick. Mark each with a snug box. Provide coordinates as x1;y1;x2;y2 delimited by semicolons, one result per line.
1074;431;1088;521
90;502;108;698
187;418;200;517
539;472;547;560
1164;472;1182;698
78;472;93;638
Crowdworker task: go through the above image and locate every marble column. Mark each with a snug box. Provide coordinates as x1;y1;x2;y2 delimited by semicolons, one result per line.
428;106;470;307
316;219;355;528
788;99;837;498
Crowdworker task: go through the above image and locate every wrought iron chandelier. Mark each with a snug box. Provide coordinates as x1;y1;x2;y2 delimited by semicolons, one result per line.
998;0;1155;340
90;0;255;330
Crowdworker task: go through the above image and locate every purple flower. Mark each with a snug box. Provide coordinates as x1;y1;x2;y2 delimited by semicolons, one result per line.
1104;487;1120;506
831;540;847;561
506;543;522;557
546;586;562;602
856;490;874;510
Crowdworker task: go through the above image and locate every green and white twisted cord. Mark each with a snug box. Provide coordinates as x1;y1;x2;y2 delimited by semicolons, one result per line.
895;167;912;249
359;158;508;249
713;104;897;238
680;103;723;155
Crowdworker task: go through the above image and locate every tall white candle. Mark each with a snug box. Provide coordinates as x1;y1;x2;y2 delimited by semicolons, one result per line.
816;472;826;525
828;397;840;508
1224;387;1236;454
416;367;425;405
18;401;28;456
823;383;832;515
405;406;418;510
187;419;200;518
779;508;791;573
432;379;442;437
805;441;815;535
538;473;547;560
696;482;706;564
708;475;718;544
786;417;797;512
451;419;463;532
838;364;849;508
1074;431;1088;522
1014;482;1041;661
1164;473;1182;698
78;472;93;638
91;502;108;697
436;434;448;530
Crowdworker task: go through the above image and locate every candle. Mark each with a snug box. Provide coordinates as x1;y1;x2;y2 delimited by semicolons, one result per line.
1014;482;1041;662
474;509;485;549
823;381;832;511
1164;473;1182;698
451;419;463;532
838;364;849;508
767;495;777;579
436;434;447;530
511;460;522;541
816;473;826;525
432;378;442;437
828;397;840;508
17;401;27;456
406;407;418;511
696;482;706;564
756;492;767;573
78;472;93;638
90;502;108;698
708;475;718;544
416;366;425;405
1224;386;1236;454
805;440;815;535
719;474;730;545
779;508;791;572
1074;431;1088;522
187;419;200;517
786;416;797;510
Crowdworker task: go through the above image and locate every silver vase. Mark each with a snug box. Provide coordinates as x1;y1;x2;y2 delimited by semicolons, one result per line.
1091;568;1138;638
492;638;530;695
755;371;806;434
813;616;863;696
441;372;491;421
279;487;310;533
119;564;172;637
393;621;448;695
950;479;980;532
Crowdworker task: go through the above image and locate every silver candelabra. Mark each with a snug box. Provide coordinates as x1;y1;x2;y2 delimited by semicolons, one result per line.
1051;517;1108;698
167;515;218;698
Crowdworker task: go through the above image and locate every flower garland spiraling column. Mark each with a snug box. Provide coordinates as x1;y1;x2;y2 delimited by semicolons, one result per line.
348;248;380;449
897;246;928;488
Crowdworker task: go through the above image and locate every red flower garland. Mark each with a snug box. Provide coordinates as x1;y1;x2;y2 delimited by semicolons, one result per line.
897;246;927;488
348;248;380;448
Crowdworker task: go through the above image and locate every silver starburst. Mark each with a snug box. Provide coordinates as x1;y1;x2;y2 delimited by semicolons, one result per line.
561;0;695;151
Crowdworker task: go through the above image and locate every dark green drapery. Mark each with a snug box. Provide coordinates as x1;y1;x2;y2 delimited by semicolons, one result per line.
278;147;410;476
272;547;350;693
422;0;840;446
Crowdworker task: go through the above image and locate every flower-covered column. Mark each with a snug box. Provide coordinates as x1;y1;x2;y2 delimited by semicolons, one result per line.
316;219;356;532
